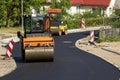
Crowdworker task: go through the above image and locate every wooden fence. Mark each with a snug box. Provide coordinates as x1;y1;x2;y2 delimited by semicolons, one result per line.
99;28;120;38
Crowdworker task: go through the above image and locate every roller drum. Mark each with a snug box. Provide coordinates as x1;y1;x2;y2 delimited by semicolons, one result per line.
24;47;54;62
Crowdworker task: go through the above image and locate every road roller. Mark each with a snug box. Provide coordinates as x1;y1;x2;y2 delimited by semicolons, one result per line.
48;9;68;36
17;14;54;62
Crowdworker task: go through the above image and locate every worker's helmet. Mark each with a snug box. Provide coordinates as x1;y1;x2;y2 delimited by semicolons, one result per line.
61;21;63;24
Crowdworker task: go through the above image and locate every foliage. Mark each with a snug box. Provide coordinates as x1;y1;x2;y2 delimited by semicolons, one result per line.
115;9;120;16
0;0;21;27
0;0;70;28
0;0;45;27
111;19;120;28
63;8;104;29
97;9;120;42
97;36;120;42
50;0;71;15
64;13;105;29
66;19;80;29
86;17;103;26
23;0;45;13
0;26;22;33
111;9;120;28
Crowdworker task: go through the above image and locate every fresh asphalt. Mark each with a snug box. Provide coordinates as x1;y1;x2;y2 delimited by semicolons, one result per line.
0;31;120;80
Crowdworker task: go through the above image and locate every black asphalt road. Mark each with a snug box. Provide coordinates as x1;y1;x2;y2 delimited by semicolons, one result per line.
0;31;120;80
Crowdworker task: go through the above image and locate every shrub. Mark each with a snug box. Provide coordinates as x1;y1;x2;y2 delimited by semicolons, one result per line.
66;19;80;29
111;21;120;28
110;17;120;28
110;9;120;28
85;17;103;26
98;36;120;42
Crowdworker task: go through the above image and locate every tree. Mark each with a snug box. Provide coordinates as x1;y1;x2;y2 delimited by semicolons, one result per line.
0;0;70;27
50;0;71;15
0;0;45;27
0;1;6;27
111;8;120;28
6;0;21;27
115;9;120;16
0;0;21;27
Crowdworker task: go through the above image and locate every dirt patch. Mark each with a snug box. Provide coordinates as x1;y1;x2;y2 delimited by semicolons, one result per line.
0;57;16;77
0;34;12;39
0;33;17;77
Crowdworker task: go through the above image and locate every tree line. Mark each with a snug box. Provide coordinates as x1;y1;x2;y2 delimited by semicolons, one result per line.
0;0;70;27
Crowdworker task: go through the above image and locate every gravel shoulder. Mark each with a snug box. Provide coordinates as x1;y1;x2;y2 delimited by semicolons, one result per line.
0;33;17;77
0;57;16;77
76;36;120;70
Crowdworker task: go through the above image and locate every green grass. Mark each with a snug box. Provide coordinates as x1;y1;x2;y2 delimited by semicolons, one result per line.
97;36;120;42
0;27;22;33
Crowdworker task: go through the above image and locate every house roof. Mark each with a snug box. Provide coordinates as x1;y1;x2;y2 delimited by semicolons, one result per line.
71;0;111;7
71;0;84;5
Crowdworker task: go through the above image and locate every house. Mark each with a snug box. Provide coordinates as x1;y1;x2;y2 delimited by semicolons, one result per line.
68;0;116;17
114;0;120;9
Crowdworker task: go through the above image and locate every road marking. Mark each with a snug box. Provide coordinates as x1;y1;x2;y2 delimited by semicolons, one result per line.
63;41;72;44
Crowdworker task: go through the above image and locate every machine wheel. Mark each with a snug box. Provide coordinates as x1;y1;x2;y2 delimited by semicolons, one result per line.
21;46;25;60
64;30;67;35
24;47;54;62
20;41;25;60
58;30;62;36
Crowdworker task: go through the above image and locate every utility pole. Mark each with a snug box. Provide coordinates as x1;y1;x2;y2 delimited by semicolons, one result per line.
21;0;24;33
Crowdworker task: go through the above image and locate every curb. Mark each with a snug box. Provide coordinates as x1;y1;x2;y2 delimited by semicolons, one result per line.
101;47;120;55
101;47;120;70
75;39;120;70
68;27;100;34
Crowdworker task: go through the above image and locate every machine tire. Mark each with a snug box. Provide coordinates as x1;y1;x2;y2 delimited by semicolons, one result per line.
21;44;25;60
58;30;62;36
64;30;67;35
21;47;25;60
20;40;25;61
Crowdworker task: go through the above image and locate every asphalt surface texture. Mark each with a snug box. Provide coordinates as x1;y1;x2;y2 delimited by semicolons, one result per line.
0;31;120;80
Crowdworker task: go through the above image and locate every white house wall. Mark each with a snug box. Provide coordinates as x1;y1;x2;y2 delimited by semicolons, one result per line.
68;6;77;15
68;0;116;17
68;6;95;15
105;0;116;17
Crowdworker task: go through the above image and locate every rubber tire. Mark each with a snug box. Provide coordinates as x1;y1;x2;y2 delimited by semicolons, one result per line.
58;30;62;36
21;41;25;60
64;30;67;35
21;47;25;60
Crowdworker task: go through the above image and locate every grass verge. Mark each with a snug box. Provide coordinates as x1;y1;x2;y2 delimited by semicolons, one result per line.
97;36;120;42
0;27;22;34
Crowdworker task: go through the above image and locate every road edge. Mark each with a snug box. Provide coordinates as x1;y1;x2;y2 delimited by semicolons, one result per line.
75;39;120;70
